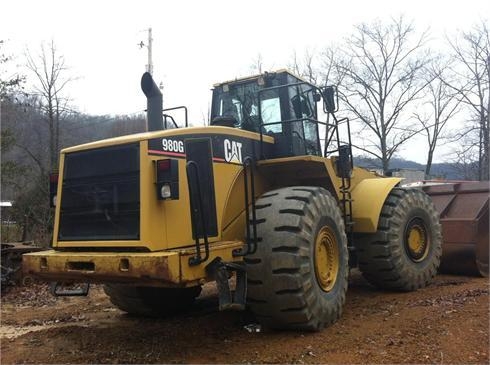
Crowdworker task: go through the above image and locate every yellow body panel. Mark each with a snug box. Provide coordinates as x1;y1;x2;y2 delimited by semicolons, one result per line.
52;153;64;243
350;177;402;232
220;168;270;241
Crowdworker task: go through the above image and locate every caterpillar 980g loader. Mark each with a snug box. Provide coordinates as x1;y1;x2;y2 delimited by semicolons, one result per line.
23;70;442;331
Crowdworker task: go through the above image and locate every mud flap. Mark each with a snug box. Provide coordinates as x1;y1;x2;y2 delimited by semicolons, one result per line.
206;258;246;311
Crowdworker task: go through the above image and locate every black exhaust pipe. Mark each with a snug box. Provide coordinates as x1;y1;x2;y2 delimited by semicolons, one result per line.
141;72;164;131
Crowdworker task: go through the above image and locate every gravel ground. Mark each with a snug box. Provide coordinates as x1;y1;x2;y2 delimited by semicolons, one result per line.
1;271;488;364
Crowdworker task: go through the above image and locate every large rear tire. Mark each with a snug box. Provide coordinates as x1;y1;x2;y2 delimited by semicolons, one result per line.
245;186;349;331
103;284;201;317
356;188;442;291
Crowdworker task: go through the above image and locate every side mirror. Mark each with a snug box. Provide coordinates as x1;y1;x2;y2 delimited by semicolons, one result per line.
291;95;301;118
291;94;312;119
322;86;338;113
337;145;352;178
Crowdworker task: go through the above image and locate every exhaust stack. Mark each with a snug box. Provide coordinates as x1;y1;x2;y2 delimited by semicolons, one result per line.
141;72;164;131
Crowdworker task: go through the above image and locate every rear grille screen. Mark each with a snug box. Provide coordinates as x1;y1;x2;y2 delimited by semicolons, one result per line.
58;144;140;241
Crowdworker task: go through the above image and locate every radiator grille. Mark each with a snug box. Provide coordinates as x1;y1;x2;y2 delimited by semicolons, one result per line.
58;143;140;241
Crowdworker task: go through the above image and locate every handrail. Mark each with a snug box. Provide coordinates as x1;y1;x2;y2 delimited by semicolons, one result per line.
163;105;189;127
162;114;179;129
186;160;210;266
233;156;258;256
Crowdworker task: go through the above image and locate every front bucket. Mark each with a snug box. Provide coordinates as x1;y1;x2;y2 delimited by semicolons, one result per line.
423;181;489;277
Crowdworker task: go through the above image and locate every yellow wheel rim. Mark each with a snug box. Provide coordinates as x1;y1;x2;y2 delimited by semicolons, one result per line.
314;225;339;292
405;218;429;262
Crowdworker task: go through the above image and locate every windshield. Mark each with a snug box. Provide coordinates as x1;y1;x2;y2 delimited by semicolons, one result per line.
211;81;261;132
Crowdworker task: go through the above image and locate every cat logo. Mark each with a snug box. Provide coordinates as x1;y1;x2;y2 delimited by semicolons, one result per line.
224;139;243;164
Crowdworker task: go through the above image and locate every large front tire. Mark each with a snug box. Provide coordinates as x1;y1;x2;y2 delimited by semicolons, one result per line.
103;285;201;317
245;186;349;331
357;188;442;291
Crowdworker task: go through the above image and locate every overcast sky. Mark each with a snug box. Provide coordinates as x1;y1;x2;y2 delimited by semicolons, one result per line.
2;0;489;163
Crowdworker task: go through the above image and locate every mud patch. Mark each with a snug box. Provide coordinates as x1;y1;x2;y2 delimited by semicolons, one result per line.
1;274;488;364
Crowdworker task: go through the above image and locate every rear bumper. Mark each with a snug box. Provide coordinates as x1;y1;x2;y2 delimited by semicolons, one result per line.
23;241;243;287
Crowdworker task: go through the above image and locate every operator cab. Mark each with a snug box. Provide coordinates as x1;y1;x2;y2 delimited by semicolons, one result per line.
211;70;322;158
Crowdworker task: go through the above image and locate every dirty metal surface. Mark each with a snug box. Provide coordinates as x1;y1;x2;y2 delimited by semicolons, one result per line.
1;242;44;287
423;181;489;277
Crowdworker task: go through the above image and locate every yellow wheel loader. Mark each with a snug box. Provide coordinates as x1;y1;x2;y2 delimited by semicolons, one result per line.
23;70;442;331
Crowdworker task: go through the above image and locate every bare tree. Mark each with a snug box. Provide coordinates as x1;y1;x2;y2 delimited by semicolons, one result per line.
1;92;54;244
1;40;27;197
289;49;319;84
250;53;264;74
327;17;432;173
109;114;146;136
414;58;462;178
451;138;481;180
25;40;74;170
0;40;24;101
444;21;489;181
0;41;76;244
318;47;339;86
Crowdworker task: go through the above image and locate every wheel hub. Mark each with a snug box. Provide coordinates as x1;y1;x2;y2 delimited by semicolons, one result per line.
405;218;429;262
314;226;339;292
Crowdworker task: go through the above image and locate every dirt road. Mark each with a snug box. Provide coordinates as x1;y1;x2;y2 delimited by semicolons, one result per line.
1;272;488;364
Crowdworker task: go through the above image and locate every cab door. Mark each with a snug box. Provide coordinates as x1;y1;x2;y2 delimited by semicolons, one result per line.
288;82;321;156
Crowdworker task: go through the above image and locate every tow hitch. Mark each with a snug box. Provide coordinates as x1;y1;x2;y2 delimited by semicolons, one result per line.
206;257;247;311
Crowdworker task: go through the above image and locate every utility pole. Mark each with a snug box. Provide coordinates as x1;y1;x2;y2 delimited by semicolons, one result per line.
139;28;154;75
147;27;153;75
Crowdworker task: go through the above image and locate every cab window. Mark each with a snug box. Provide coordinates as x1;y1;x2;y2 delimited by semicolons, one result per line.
211;82;261;132
260;90;282;133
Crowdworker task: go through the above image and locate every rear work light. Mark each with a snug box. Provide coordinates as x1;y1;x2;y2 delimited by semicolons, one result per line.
155;159;179;200
49;172;59;207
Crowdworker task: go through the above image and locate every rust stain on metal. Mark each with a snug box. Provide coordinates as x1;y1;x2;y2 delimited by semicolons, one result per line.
22;240;245;287
423;181;489;277
22;251;180;287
